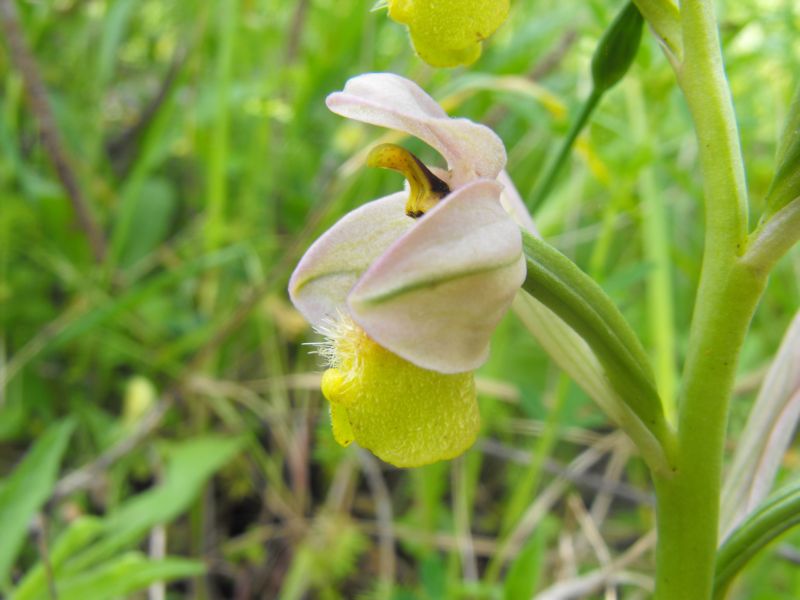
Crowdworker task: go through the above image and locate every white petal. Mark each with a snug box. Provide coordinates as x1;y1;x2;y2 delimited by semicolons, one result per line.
288;192;412;328
348;180;526;373
327;73;506;188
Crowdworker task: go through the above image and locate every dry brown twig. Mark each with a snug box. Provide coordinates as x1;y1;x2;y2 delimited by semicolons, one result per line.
535;532;656;600
0;0;106;262
452;456;479;582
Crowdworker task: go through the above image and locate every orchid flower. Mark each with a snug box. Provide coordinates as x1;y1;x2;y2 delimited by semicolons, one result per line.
386;0;510;68
289;73;526;467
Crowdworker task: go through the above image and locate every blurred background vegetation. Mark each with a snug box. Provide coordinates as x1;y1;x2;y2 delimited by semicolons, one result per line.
0;0;798;598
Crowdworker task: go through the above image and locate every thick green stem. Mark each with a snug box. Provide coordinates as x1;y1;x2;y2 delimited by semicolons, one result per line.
653;1;753;598
654;264;766;599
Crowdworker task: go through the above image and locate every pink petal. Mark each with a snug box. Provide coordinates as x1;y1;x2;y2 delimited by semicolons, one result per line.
327;73;506;189
288;192;413;328
348;179;526;373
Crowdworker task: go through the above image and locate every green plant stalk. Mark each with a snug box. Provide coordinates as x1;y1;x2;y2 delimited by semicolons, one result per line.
653;265;766;600
529;90;602;212
652;1;756;598
531;0;643;213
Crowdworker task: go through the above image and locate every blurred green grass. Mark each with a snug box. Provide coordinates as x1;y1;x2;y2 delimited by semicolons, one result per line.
0;0;798;598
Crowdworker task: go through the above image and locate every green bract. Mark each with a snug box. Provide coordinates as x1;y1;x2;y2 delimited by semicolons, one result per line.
388;0;509;67
763;83;800;219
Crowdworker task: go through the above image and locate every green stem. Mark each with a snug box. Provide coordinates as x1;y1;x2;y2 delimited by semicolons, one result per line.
654;264;766;600
529;89;602;212
653;2;754;598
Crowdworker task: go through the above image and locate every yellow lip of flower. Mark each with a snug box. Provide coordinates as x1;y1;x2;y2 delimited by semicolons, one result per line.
318;315;479;468
387;0;510;68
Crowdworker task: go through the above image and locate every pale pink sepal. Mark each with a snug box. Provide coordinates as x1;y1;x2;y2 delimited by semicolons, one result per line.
326;73;506;189
348;180;526;373
288;192;413;327
498;170;538;235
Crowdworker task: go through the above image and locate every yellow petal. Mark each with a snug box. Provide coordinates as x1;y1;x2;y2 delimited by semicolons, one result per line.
388;0;510;68
321;318;479;467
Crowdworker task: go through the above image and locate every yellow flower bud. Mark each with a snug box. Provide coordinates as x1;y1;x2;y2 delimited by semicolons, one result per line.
320;316;479;467
388;0;510;68
123;376;157;427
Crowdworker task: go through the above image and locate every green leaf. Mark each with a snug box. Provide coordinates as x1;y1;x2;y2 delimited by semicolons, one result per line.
63;435;246;573
520;230;672;451
502;518;556;600
118;179;177;268
96;0;138;89
56;553;203;600
12;517;104;600
714;481;800;598
0;420;74;586
12;436;242;599
47;245;246;353
420;554;447;600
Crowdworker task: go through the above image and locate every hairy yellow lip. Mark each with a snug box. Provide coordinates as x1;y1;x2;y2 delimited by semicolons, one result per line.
386;0;509;67
319;316;479;468
366;143;450;218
